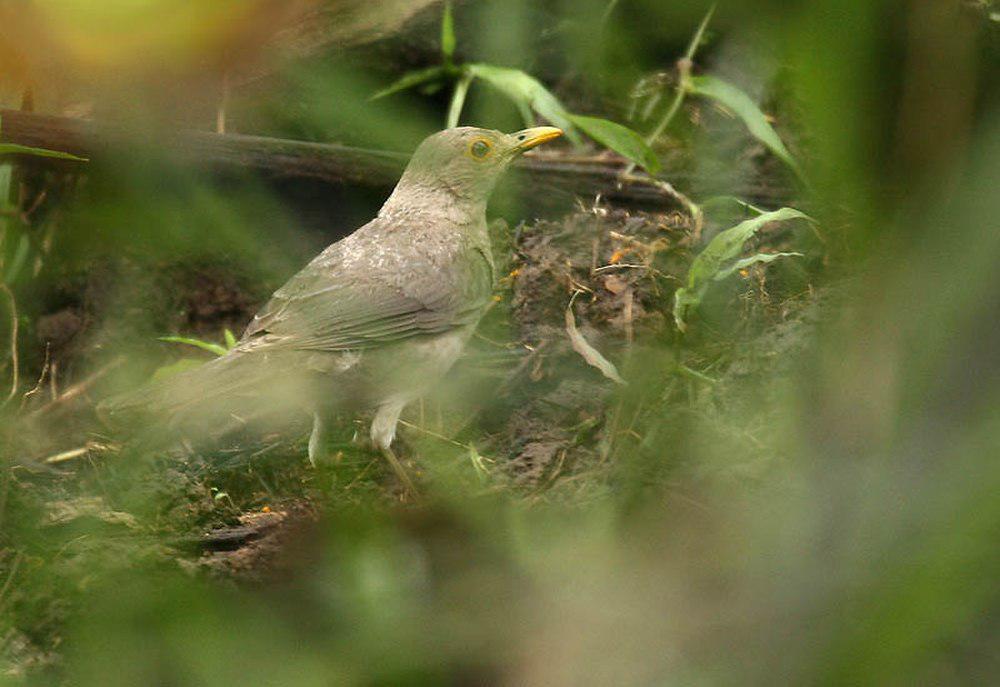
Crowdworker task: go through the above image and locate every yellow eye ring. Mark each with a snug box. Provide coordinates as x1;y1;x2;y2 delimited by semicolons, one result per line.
469;139;492;159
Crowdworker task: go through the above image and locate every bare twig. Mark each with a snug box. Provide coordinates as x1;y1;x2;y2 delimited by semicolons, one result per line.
29;356;125;417
19;342;50;411
619;173;704;239
49;360;58;400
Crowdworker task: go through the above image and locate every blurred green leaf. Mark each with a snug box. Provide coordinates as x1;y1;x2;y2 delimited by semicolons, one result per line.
569;114;661;173
159;336;228;357
673;207;809;331
466;64;583;145
0;162;11;201
3;233;29;284
0;143;88;162
701;195;766;217
150;357;205;383
223;328;238;349
370;66;447;101
688;75;804;181
441;1;456;63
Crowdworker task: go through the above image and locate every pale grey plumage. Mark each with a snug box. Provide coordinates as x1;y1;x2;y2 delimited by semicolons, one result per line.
103;125;561;489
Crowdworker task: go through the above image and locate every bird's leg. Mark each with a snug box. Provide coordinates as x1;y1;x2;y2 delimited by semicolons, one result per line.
371;398;417;495
307;410;327;467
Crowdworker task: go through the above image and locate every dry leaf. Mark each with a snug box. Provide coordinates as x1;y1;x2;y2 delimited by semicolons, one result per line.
565;300;625;385
603;274;629;295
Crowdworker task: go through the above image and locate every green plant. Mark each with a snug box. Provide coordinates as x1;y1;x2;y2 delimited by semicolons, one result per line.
149;329;238;381
159;328;238;358
628;4;805;182
372;2;660;173
0;115;89;404
672;206;808;331
0;115;88;286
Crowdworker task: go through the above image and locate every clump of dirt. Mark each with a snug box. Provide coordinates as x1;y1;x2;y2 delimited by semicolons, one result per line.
482;206;698;484
478;203;819;486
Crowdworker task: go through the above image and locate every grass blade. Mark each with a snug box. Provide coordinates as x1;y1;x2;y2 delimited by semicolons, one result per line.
370;66;447;101
159;336;228;357
0;143;88;162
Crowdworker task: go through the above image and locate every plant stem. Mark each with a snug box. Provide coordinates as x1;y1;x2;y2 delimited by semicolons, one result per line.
447;71;473;128
644;3;716;146
624;3;716;175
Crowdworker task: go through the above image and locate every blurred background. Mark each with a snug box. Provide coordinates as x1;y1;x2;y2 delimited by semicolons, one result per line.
0;0;998;684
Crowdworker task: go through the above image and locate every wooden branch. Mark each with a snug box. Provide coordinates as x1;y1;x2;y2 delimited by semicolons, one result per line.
0;109;686;209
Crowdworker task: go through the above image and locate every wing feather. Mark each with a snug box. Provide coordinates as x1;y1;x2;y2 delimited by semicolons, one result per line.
241;219;492;352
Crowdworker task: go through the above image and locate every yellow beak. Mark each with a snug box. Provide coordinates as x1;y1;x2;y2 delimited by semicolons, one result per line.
512;126;563;151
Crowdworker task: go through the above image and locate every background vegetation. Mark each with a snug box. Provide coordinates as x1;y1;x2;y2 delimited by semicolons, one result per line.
1;0;998;684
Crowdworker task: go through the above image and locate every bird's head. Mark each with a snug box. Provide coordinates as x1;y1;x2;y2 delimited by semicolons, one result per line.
384;126;563;215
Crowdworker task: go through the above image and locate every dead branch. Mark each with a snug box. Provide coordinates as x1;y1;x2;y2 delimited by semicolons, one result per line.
28;356;125;417
0;109;688;209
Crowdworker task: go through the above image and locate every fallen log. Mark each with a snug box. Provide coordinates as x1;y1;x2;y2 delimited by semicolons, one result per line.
0;108;688;209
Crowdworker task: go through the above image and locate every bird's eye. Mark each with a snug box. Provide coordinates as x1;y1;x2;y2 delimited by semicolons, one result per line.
469;139;492;159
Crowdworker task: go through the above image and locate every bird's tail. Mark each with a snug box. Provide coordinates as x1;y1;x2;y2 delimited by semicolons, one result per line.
98;349;313;443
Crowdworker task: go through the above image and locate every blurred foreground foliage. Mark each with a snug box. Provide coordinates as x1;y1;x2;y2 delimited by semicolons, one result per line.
1;0;999;684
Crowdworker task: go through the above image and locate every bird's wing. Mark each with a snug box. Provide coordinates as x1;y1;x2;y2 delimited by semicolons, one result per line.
241;222;493;352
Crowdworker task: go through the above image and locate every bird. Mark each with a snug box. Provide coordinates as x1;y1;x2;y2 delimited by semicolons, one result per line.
101;125;563;492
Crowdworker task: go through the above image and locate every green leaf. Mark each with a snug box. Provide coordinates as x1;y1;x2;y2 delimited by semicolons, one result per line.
466;64;583;145
569;114;661;173
3;233;30;284
700;195;766;217
223;328;238;349
0;143;88;162
158;336;228;357
714;251;803;281
0;163;12;202
150;358;205;383
687;75;804;181
441;1;456;62
370;66;447;101
673;207;810;331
